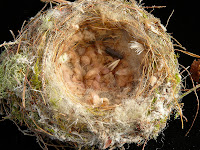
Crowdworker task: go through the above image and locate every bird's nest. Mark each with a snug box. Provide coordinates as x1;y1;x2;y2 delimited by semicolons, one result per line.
0;0;186;149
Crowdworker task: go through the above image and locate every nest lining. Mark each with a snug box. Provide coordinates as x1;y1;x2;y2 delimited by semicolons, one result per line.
0;0;183;149
57;21;146;107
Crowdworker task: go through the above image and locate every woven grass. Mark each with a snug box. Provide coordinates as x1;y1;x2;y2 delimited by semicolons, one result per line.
0;0;189;149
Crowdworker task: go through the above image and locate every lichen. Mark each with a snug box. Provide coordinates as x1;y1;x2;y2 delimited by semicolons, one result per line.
0;52;30;98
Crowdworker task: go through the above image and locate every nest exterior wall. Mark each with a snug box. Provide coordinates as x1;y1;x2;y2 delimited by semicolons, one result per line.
0;0;182;149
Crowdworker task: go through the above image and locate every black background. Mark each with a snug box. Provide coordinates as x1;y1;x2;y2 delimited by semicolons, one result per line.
0;0;200;150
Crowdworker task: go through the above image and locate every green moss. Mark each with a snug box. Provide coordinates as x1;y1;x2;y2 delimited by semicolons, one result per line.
143;12;148;19
50;98;60;108
0;53;29;98
175;73;181;84
147;110;151;116
87;107;106;116
174;53;180;59
154;123;160;131
32;112;40;121
160;116;168;124
153;117;168;136
46;127;55;134
154;88;160;94
152;97;157;104
167;72;181;87
76;123;88;132
11;105;23;121
31;59;42;90
174;112;179;119
147;97;158;115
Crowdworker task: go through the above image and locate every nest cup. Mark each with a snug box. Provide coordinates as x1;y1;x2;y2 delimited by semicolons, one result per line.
0;0;182;149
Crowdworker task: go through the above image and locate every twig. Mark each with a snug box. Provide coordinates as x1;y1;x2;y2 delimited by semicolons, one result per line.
165;9;174;28
173;44;186;50
180;66;190;75
179;64;199;136
178;84;200;100
9;30;16;41
21;68;30;108
175;49;200;58
142;6;166;9
0;41;18;48
142;138;148;150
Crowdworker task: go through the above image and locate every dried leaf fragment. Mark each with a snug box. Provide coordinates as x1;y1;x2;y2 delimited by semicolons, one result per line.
190;59;200;82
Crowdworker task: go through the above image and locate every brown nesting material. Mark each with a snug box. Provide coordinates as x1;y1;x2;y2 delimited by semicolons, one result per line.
0;0;186;149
